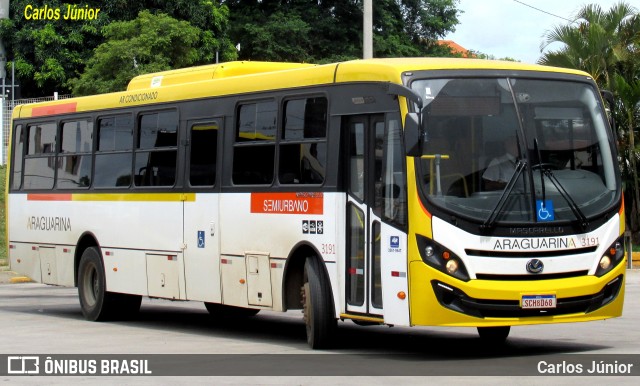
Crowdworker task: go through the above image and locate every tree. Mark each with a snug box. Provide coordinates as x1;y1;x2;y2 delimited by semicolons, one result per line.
613;73;640;233
0;0;107;97
539;3;637;86
226;0;460;62
71;11;210;95
239;12;313;62
0;0;233;97
539;2;640;238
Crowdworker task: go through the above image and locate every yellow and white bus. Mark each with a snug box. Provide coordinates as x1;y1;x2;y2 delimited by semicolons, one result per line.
6;58;626;348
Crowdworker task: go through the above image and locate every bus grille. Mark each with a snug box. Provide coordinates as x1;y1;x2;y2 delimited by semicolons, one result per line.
431;275;623;318
475;270;589;281
465;246;597;258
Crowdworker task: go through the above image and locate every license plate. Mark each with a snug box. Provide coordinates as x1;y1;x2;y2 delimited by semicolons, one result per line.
521;294;557;309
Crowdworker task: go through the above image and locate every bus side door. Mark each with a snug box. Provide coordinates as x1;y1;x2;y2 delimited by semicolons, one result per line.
344;113;410;325
344;114;385;316
182;119;223;303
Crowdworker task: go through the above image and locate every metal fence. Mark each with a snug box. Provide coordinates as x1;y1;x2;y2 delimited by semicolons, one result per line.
1;95;72;165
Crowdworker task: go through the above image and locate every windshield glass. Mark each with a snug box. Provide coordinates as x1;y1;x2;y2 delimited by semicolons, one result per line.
411;77;618;224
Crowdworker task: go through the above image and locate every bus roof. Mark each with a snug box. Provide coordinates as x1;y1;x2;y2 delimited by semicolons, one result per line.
126;61;316;90
13;58;592;120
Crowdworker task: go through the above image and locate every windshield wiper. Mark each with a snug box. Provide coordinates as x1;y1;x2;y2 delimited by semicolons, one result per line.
532;138;588;230
481;159;527;231
539;168;589;230
534;138;546;204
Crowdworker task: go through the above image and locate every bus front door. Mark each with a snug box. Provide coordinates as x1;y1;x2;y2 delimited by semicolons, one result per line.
344;115;385;317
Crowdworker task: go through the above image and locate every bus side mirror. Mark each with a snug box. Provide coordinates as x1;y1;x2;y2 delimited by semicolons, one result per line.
405;113;421;157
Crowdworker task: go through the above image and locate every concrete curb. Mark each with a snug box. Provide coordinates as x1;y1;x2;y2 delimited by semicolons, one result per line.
9;276;33;284
0;269;33;284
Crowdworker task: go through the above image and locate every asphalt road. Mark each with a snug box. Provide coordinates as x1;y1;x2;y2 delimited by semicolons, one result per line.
0;269;638;385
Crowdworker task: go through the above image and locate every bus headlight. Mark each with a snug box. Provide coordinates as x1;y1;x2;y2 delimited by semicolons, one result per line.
416;234;469;282
424;246;435;257
599;256;611;270
445;259;459;275
595;237;625;277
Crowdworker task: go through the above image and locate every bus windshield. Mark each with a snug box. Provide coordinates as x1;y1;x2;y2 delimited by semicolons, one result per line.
411;77;618;225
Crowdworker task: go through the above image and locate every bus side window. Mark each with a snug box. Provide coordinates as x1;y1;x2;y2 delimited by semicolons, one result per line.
189;122;219;186
57;120;93;189
134;111;178;187
279;97;327;185
23;122;56;189
94;115;133;188
232;101;276;185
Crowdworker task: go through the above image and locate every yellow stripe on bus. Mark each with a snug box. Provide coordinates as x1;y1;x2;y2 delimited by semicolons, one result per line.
71;193;196;202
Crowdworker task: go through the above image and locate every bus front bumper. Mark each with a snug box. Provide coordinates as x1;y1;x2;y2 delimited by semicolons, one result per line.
408;260;626;327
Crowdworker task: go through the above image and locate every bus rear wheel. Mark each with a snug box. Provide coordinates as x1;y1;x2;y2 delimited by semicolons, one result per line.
77;247;141;321
301;258;336;349
477;326;510;343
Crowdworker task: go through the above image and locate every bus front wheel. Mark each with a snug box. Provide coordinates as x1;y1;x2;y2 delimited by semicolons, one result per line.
301;257;336;349
477;326;510;343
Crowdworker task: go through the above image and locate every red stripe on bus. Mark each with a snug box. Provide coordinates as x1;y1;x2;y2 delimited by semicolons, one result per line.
27;193;73;201
31;102;77;117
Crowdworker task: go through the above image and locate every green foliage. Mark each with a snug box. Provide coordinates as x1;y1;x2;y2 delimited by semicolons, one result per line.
0;0;108;96
539;2;639;87
539;2;640;234
241;12;313;62
0;0;234;97
3;0;461;97
70;11;203;95
226;0;460;62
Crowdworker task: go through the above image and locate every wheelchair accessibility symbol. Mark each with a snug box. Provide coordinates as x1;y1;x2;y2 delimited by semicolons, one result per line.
197;231;205;248
536;200;554;222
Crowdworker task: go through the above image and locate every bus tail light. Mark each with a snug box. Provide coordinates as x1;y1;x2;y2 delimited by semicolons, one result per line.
595;237;625;277
416;234;469;282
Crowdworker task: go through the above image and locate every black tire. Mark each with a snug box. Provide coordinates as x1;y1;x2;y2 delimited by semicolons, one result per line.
77;247;141;321
302;257;337;349
204;303;260;318
477;326;510;343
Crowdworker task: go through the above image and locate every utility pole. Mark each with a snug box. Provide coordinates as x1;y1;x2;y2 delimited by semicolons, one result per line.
0;0;7;93
0;0;9;165
363;0;372;59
